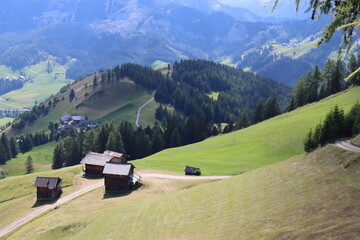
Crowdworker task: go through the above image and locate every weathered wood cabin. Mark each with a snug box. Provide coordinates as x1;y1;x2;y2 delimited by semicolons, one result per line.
103;150;127;163
103;163;140;193
80;152;113;176
34;177;62;201
184;166;201;175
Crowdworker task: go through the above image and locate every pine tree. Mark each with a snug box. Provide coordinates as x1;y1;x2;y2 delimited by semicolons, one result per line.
25;155;34;174
69;89;75;102
1;133;12;161
263;97;280;120
169;127;181;148
106;130;124;153
235;109;250;130
9;137;19;158
304;129;314;153
52;141;64;169
348;54;360;86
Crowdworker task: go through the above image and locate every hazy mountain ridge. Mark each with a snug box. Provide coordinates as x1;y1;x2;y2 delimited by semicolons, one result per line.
0;0;335;84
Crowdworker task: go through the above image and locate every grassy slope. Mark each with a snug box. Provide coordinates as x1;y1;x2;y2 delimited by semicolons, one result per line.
5;145;360;240
0;61;68;110
0;117;12;127
16;77;157;135
1;142;55;176
135;87;360;175
351;135;360;147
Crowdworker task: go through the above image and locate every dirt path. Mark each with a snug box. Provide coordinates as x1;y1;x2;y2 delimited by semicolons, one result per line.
0;173;230;238
135;97;154;127
335;139;360;152
139;173;231;180
0;181;103;238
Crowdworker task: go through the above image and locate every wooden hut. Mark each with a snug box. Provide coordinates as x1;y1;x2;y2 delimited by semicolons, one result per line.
103;163;140;193
80;152;113;176
34;177;62;201
184;166;201;175
103;150;128;163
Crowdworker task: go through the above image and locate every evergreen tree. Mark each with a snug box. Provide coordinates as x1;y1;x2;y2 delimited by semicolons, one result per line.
169;127;182;148
93;75;98;88
348;54;360;86
151;123;165;153
253;101;264;123
25;155;34;174
1;133;12;160
69;89;75;102
263;97;280;120
0;143;6;165
52;141;64;169
9;137;19;158
106;130;125;153
82;129;96;155
235;109;250;130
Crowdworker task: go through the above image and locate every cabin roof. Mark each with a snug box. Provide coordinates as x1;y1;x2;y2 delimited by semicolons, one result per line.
80;152;113;166
72;115;86;121
103;150;125;158
184;166;200;173
103;163;134;176
34;177;61;189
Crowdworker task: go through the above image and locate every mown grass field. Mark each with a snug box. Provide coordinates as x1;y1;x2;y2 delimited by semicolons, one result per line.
135;87;360;175
4;144;360;240
0;60;68;110
0;117;12;127
1;142;56;176
16;77;158;135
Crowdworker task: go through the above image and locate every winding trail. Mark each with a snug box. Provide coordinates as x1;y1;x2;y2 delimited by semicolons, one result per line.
335;139;360;152
0;173;230;238
135;97;155;127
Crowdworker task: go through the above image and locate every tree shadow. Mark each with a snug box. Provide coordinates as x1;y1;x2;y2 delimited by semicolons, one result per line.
81;174;103;179
102;182;143;199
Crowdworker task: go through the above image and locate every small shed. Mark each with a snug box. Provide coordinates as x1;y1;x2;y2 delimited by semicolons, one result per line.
80;152;113;176
103;163;139;192
184;166;201;176
103;150;127;163
34;177;62;201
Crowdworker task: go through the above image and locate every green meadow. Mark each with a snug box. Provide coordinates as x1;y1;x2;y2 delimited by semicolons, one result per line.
0;60;68;110
1;142;56;176
135;87;360;175
4;144;360;240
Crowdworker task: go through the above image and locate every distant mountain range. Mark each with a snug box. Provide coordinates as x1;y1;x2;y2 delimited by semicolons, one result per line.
0;0;338;85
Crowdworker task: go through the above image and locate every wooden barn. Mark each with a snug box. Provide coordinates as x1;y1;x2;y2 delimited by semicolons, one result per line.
80;152;113;176
34;177;62;201
103;163;140;193
184;166;201;175
103;150;128;163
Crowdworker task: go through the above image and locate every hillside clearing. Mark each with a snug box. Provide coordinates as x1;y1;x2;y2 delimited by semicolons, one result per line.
135;87;360;175
4;144;360;239
1;142;56;176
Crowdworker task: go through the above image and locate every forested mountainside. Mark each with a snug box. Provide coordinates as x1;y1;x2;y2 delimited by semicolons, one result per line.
10;60;290;135
111;60;290;123
0;0;335;86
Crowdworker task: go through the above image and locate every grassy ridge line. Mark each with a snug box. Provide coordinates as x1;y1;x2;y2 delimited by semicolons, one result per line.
6;145;360;240
135;87;360;175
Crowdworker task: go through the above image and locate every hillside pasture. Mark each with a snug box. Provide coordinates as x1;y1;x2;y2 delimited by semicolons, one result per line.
1;142;56;176
135;87;360;175
4;145;360;240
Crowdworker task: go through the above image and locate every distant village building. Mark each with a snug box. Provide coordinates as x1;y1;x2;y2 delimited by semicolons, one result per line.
184;166;201;176
80;152;113;176
103;163;140;193
60;113;72;123
59;113;97;130
34;177;62;201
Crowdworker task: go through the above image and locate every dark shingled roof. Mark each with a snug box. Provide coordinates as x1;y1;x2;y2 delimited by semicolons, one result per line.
103;163;134;176
34;177;62;189
184;166;200;174
80;152;113;166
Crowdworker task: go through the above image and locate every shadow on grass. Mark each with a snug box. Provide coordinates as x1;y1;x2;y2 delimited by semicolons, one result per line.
81;174;104;179
102;182;143;199
32;191;62;208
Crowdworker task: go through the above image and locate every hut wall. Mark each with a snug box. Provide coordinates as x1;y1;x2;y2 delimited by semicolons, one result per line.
85;164;104;175
104;175;132;192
